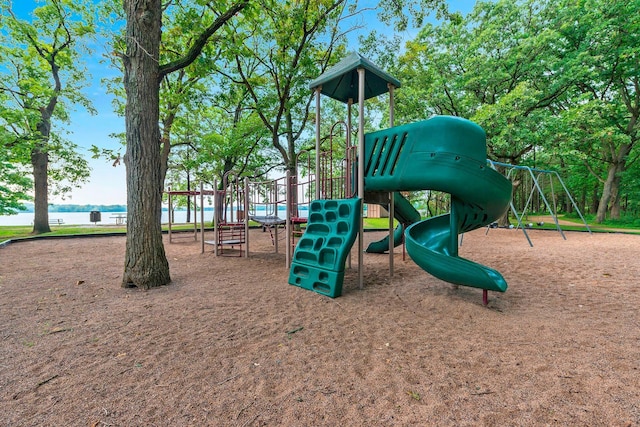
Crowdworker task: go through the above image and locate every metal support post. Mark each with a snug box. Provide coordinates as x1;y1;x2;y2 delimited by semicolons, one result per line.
357;68;365;290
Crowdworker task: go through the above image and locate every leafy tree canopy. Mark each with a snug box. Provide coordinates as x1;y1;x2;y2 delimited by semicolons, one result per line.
0;0;95;220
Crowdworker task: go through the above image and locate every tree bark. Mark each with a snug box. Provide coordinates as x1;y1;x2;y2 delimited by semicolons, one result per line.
31;85;58;234
31;148;51;234
122;0;170;289
591;183;599;214
596;161;625;222
186;172;191;223
609;173;622;219
596;144;630;223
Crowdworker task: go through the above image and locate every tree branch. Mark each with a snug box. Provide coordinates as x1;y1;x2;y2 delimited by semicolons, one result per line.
158;0;249;80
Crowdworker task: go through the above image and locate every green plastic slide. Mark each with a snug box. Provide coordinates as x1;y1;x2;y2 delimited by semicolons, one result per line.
365;192;420;253
363;116;512;292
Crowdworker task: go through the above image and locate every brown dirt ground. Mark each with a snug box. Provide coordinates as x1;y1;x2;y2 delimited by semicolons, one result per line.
1;227;639;426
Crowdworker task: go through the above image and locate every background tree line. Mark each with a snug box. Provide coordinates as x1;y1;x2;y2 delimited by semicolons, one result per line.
381;0;639;223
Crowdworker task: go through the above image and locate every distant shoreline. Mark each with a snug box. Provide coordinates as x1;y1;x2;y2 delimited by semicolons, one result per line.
9;204;218;214
0;205;293;226
12;203;128;214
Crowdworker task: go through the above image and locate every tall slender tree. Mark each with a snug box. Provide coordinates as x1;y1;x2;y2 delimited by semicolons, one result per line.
0;0;94;232
220;0;355;182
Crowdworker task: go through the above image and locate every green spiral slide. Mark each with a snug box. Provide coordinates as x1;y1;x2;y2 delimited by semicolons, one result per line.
364;192;421;254
364;116;512;292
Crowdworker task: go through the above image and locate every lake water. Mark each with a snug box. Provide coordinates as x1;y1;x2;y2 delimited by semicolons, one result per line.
0;205;309;226
0;211;128;226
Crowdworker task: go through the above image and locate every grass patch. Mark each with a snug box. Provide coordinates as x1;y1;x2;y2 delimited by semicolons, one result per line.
0;222;252;242
594;218;640;230
0;226;34;240
363;217;398;229
0;225;128;241
519;213;640;234
2;213;638;243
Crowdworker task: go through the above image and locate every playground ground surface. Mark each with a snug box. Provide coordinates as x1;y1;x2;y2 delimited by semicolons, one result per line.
1;227;638;426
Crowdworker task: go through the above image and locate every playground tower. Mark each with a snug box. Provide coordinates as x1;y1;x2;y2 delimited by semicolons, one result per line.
288;53;513;303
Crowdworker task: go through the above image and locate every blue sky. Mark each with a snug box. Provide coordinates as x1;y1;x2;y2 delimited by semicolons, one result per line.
10;0;477;206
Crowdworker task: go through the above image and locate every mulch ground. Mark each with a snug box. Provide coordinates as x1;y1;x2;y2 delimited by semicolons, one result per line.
1;227;639;426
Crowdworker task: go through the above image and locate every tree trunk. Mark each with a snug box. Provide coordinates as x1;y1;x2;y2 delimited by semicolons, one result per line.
122;0;170;289
596;161;624;223
579;187;586;215
31;149;51;234
186;172;191;223
159;109;175;183
32;97;56;234
596;142;630;223
609;174;622;220
565;199;573;214
288;163;299;215
497;211;510;227
591;183;599;214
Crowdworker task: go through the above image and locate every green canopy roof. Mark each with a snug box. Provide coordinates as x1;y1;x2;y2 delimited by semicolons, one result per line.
309;52;401;103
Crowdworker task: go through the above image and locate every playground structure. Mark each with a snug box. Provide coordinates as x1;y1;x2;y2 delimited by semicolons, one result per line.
165;168;314;260
165;108;354;261
165;187;213;244
164;53;578;304
165;174;250;257
209;171;249;257
287;53;513;304
246;176;287;251
487;161;592;246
